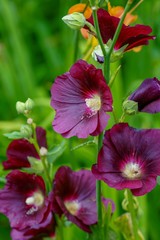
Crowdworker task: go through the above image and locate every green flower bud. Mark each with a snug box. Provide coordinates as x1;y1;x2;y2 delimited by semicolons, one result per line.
62;12;86;30
40;147;48;156
123;100;138;115
16;101;26;114
92;40;127;63
25;98;35;111
20;124;32;138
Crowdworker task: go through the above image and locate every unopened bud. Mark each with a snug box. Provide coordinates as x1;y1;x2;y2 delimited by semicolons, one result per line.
123;100;138;115
16;101;26;114
27;118;33;125
62;12;86;30
20;124;32;138
25;98;35;111
92;40;127;64
40;147;48;156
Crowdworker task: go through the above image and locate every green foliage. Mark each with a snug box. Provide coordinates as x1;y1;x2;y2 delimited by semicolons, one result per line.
0;0;160;239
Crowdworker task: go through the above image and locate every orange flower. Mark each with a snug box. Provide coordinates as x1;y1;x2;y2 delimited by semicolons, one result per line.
108;2;137;26
68;3;92;19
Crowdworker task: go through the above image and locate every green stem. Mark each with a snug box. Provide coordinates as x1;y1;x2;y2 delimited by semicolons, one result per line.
127;189;139;240
89;1;108;81
73;30;80;62
30;123;52;189
41;156;52;188
106;0;133;84
96;133;104;239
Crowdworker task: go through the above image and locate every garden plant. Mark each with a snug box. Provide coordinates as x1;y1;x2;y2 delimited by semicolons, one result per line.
0;0;160;239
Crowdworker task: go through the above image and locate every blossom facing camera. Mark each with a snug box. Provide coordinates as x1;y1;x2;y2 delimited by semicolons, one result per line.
92;123;160;196
86;9;155;52
50;166;114;232
3;126;47;170
128;77;160;113
51;59;113;138
0;171;53;236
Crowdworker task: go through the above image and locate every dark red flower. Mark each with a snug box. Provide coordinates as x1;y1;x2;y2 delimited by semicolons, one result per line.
11;214;55;240
0;171;53;231
3;126;47;170
50;166;114;232
86;9;155;52
92;123;160;196
51;59;113;138
128;77;160;113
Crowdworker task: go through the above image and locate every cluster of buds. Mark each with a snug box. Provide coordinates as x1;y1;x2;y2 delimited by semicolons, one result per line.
16;98;35;115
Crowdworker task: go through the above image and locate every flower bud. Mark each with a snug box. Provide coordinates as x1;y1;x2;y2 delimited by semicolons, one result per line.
92;40;127;64
40;147;48;156
62;12;86;30
27;118;33;125
25;98;35;111
123;100;138;115
20;124;32;138
16;101;26;114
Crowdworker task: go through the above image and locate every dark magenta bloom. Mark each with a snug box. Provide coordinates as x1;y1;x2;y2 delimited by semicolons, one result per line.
0;171;53;234
87;9;155;51
51;59;113;138
129;77;160;113
50;166;114;232
3;126;47;170
92;123;160;196
11;215;55;240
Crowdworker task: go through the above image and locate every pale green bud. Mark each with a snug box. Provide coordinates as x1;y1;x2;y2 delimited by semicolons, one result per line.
16;101;26;114
40;147;48;156
62;12;86;30
92;40;127;63
25;98;35;111
123;100;138;115
20;124;32;138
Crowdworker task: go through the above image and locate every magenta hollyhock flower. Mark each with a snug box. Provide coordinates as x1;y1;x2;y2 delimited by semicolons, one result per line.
0;171;53;233
86;9;155;52
50;59;113;138
50;166;114;232
11;215;55;240
128;77;160;113
3;126;47;170
92;123;160;196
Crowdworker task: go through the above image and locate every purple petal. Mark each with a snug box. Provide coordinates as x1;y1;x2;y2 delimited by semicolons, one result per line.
3;139;40;170
36;126;47;148
0;171;50;230
129;78;160;113
51;59;113;138
92;123;160;196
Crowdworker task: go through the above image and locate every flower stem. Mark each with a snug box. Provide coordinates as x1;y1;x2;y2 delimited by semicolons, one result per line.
107;0;133;84
127;189;139;240
96;132;104;239
89;0;108;82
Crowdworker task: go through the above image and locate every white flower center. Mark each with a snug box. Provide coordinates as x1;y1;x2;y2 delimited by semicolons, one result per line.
85;94;101;113
64;200;80;216
25;191;44;215
122;162;142;179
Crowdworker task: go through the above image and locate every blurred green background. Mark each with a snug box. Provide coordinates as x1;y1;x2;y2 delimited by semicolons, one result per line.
0;0;160;239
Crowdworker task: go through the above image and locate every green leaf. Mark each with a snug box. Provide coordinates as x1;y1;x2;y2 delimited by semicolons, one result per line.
47;140;66;163
27;157;44;174
3;131;23;139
